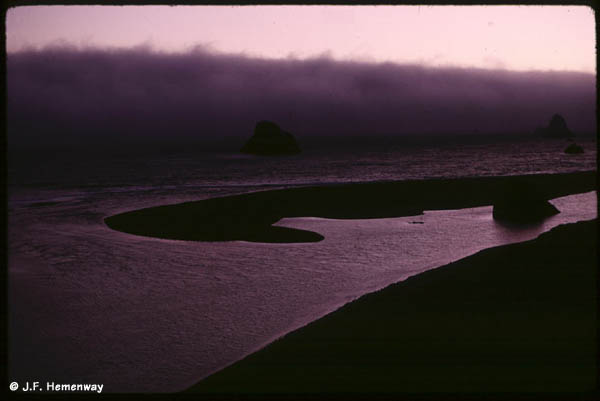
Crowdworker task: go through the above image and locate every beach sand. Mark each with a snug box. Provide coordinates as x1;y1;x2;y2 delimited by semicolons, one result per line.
105;171;596;243
188;218;597;394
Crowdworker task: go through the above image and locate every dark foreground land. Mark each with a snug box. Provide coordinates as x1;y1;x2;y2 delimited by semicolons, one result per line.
189;218;597;394
105;171;596;242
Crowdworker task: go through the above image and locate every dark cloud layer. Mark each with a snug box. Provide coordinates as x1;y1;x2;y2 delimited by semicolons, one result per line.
7;46;596;149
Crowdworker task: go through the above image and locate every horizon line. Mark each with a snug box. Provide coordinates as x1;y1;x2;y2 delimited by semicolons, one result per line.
6;42;597;76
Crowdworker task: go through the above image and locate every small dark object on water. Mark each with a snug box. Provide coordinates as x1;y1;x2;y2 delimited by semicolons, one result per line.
30;201;60;208
564;143;584;154
410;221;424;224
241;120;301;155
492;180;559;223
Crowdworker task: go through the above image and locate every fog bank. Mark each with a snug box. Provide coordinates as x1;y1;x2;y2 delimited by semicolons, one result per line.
7;46;596;149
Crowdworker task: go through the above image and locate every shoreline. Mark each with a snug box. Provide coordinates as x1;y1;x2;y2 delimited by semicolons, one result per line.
105;171;596;243
188;217;597;393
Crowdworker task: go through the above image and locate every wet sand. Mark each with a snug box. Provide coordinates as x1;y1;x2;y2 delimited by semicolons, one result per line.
105;171;596;242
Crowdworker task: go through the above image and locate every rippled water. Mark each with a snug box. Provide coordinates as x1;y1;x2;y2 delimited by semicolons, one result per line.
8;138;597;392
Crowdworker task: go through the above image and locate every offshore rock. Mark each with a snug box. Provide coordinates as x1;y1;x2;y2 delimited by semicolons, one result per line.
493;180;560;223
536;114;574;138
564;143;584;154
240;121;301;155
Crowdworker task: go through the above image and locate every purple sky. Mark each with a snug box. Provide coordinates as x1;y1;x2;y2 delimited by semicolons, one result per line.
6;6;596;148
6;5;596;73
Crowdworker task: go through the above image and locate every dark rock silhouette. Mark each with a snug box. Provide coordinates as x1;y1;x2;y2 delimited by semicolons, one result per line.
564;143;584;154
492;180;559;223
240;121;301;155
536;114;574;138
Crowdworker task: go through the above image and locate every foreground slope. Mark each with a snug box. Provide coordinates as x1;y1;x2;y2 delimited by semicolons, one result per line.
189;219;597;393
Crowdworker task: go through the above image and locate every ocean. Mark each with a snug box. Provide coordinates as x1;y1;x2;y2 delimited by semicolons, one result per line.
8;137;597;392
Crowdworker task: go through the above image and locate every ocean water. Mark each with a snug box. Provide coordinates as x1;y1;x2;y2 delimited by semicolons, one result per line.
8;137;597;392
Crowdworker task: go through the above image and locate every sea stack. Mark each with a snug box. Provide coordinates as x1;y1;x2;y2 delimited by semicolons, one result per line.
492;180;560;223
535;114;574;138
240;121;301;155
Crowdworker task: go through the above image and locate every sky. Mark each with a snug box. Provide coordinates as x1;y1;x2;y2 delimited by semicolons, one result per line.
6;5;596;73
6;5;596;148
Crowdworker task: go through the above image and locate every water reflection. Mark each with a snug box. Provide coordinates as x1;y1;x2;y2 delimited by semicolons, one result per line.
9;190;597;392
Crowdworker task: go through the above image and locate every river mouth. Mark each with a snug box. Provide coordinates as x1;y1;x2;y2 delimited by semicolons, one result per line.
9;181;597;392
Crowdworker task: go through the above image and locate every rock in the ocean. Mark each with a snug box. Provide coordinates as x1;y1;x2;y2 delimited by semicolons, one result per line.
240;121;301;155
564;143;584;154
492;180;560;223
536;114;574;138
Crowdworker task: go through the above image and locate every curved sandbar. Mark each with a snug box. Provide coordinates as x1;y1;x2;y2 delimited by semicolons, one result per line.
189;218;597;393
105;171;596;243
